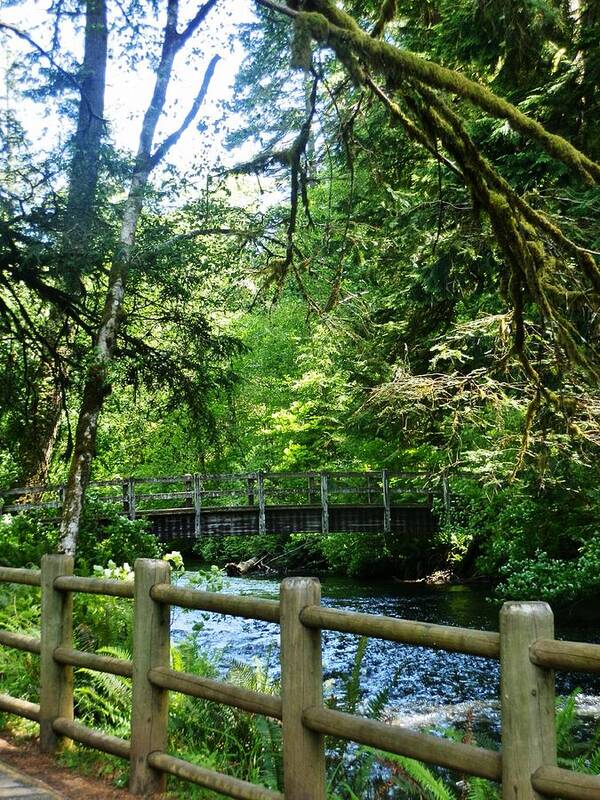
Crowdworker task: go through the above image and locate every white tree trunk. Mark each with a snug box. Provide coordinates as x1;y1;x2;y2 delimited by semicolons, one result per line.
58;0;220;553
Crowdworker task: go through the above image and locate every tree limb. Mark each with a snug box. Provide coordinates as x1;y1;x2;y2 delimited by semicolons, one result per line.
178;0;220;44
150;54;220;168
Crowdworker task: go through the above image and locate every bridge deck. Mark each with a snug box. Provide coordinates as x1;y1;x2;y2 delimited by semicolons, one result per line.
141;502;436;539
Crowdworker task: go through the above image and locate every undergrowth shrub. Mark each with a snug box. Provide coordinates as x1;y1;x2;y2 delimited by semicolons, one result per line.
195;530;424;577
437;472;600;603
0;499;162;573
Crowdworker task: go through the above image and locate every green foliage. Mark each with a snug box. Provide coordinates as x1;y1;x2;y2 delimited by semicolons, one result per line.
436;471;600;603
75;646;132;737
373;751;457;800
196;528;431;578
0;513;59;569
74;503;163;575
0;584;40;720
495;540;600;603
0;500;162;574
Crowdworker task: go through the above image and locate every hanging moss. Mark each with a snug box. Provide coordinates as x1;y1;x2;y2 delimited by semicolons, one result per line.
373;0;397;37
301;0;600;184
269;0;600;441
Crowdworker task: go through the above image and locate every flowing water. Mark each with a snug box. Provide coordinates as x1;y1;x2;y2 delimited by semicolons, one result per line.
172;572;600;736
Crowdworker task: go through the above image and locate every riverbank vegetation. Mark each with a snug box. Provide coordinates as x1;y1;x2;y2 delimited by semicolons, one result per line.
1;0;600;600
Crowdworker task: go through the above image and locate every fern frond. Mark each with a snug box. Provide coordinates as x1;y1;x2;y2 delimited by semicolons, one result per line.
363;747;457;800
556;690;580;756
467;777;500;800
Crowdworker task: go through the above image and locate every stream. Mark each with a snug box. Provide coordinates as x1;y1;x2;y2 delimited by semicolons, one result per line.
171;572;600;737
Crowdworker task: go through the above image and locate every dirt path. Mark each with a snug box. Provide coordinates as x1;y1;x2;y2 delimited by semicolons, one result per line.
0;735;157;800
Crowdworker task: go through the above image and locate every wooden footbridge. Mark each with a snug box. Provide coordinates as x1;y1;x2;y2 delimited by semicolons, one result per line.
3;470;444;540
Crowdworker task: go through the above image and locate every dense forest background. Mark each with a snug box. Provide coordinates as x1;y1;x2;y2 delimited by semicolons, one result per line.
2;0;600;599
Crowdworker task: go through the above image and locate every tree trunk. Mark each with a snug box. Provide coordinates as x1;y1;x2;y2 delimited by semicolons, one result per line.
22;0;107;487
580;0;600;158
58;0;220;553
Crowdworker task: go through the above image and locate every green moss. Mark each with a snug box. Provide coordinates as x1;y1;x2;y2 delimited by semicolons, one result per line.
291;15;313;70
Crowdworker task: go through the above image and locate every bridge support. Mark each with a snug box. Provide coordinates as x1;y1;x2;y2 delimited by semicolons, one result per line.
382;469;391;534
257;471;266;534
320;474;329;534
193;473;202;537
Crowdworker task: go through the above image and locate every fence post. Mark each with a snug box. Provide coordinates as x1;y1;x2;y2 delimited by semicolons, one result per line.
129;558;171;795
257;471;266;534
40;553;74;752
320;473;329;535
500;602;556;800
280;577;326;800
193;473;202;537
382;469;391;534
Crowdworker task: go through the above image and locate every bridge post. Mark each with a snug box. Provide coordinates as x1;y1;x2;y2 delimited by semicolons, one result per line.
280;577;326;800
441;469;450;512
127;478;136;520
320;473;329;535
122;479;128;515
257;471;266;534
40;553;74;753
193;473;202;537
382;469;391;534
184;474;193;508
130;558;171;795
500;602;556;800
247;476;255;506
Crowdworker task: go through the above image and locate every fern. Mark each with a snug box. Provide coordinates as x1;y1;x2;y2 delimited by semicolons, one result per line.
556;689;580;757
467;777;500;800
364;668;396;721
254;715;283;791
74;646;132;736
346;636;367;715
368;750;457;800
227;657;279;696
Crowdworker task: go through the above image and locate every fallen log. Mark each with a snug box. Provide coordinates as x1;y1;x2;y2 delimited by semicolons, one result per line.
224;556;263;577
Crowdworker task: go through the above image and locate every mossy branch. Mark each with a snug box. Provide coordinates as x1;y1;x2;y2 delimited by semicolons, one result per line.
293;1;600;184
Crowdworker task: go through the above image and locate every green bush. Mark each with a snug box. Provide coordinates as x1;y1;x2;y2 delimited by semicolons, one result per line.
195;530;428;578
495;537;600;602
434;470;600;603
0;499;162;573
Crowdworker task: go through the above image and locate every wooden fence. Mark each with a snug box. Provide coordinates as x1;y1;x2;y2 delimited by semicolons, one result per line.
0;556;599;799
2;470;444;537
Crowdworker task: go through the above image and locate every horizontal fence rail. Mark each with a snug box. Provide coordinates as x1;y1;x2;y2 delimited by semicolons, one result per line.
0;558;599;799
1;469;446;539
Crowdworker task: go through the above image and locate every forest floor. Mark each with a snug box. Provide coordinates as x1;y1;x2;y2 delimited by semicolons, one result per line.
0;734;157;799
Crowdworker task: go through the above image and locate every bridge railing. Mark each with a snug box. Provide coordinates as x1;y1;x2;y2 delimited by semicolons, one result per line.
0;556;599;799
2;469;446;525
